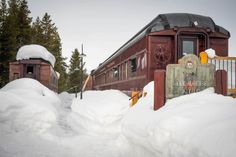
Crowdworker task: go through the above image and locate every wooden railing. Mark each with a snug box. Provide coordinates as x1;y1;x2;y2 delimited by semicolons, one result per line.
208;56;236;95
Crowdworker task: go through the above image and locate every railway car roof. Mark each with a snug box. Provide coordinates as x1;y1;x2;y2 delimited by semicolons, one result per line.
93;13;230;73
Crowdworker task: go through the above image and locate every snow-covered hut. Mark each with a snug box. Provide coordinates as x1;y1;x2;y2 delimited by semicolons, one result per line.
9;44;58;92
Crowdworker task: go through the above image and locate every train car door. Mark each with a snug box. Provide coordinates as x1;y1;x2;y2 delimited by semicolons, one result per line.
178;33;207;59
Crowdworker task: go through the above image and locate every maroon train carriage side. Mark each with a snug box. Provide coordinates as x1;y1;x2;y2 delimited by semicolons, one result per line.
91;13;230;92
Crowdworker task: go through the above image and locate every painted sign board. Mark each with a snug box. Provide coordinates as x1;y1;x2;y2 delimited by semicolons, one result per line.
166;55;215;99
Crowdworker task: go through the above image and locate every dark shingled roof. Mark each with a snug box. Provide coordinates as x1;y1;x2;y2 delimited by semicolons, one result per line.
150;13;229;35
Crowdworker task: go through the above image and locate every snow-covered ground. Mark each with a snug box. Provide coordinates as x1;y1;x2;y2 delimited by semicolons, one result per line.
0;78;236;157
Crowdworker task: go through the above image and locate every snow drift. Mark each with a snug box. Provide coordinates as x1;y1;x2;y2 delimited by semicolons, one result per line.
0;78;60;133
122;82;236;157
16;44;56;67
70;90;130;134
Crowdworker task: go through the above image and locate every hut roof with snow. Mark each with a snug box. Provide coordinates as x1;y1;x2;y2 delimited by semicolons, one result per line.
16;44;56;67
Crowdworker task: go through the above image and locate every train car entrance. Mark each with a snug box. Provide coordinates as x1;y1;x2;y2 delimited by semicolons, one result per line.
178;33;207;59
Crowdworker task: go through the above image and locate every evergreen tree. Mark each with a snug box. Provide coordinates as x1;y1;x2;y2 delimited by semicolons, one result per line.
0;0;7;87
68;48;88;92
17;0;32;47
0;0;19;87
0;0;7;24
0;0;33;87
68;48;81;90
32;13;68;92
31;16;43;44
52;31;68;92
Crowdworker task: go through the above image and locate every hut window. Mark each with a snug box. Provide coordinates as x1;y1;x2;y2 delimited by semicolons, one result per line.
13;73;19;79
130;58;137;72
27;65;34;74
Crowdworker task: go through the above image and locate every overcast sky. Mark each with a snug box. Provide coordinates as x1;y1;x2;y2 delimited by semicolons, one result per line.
28;0;236;72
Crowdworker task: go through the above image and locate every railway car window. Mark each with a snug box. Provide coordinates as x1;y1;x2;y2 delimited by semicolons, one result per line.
182;40;194;55
137;57;140;69
130;58;137;72
113;67;118;78
26;65;34;74
125;62;128;79
179;36;197;58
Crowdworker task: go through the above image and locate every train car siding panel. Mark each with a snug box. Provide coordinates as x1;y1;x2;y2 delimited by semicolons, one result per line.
210;38;228;56
148;35;173;81
93;36;148;91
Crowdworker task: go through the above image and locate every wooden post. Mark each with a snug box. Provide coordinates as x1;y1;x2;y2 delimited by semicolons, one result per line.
154;70;166;111
215;70;227;96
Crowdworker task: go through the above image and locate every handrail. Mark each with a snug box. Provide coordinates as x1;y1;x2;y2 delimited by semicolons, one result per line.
211;56;236;60
208;55;236;96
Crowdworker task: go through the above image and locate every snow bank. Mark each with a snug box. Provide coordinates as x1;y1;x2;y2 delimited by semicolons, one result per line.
0;78;60;133
1;79;236;157
70;90;130;134
122;82;236;157
16;44;56;67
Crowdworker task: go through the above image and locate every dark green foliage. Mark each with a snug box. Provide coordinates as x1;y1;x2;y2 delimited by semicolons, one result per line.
0;0;69;92
67;48;87;93
0;0;32;87
31;13;68;92
17;0;32;47
31;17;43;44
0;0;19;87
0;0;7;86
68;48;81;90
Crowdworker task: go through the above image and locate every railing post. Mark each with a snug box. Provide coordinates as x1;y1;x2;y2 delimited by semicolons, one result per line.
215;70;227;96
154;70;166;111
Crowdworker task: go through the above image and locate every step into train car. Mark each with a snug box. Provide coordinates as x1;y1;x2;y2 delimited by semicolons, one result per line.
91;13;230;92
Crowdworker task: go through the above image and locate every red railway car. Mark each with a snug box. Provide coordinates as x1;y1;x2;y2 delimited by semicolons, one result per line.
92;13;230;92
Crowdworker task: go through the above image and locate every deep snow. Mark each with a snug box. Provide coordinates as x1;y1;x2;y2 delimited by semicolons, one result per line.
0;78;236;157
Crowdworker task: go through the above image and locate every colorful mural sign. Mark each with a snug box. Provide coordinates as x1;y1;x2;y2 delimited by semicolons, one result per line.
166;55;215;99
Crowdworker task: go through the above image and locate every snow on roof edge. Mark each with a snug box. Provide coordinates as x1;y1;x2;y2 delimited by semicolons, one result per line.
16;44;56;67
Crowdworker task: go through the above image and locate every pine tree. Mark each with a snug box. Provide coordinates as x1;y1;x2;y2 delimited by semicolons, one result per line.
0;0;33;87
68;48;88;92
68;48;81;90
17;0;32;47
0;0;7;24
0;0;7;87
31;13;68;92
52;31;68;92
31;16;43;44
0;0;19;87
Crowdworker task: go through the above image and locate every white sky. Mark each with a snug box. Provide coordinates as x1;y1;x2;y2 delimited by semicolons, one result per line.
28;0;236;72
